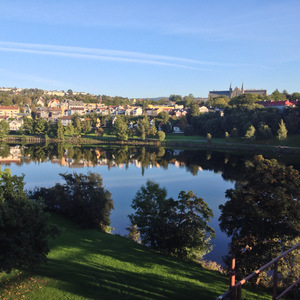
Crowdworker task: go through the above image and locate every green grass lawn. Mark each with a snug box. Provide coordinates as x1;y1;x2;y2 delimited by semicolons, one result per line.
0;215;272;300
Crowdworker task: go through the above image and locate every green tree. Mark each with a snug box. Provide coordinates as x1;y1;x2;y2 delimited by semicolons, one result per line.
31;172;114;230
219;155;300;279
277;119;288;140
157;131;165;141
245;125;256;140
0;121;9;138
56;119;64;140
257;123;273;139
112;116;128;141
157;111;169;124
0;169;59;273
270;89;287;101
72;115;82;134
129;180;214;259
82;119;92;134
190;102;200;116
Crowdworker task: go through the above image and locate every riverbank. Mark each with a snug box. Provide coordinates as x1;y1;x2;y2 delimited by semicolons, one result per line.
3;133;300;154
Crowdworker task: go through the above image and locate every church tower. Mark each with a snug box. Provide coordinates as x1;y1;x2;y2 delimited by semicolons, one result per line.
241;83;245;94
229;83;233;97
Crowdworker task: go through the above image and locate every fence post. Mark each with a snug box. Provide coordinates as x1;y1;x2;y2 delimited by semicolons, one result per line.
230;257;236;300
273;261;278;300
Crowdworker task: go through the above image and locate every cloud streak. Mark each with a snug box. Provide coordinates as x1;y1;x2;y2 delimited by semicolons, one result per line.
0;41;248;70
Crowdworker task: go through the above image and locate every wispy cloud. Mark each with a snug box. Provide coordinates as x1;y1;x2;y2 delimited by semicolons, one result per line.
0;41;249;70
0;68;65;87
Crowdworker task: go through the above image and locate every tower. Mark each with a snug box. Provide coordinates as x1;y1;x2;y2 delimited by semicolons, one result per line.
241;83;244;94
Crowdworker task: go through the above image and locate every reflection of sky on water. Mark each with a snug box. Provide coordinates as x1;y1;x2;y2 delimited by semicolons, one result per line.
7;160;233;265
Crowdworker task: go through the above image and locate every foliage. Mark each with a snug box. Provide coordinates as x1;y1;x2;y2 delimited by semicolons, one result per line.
157;131;165;141
206;96;230;109
129;180;215;260
56;119;64;139
112;116;128;140
0;120;9;138
219;155;300;279
245;125;256;140
0;169;59;273
277;119;288;140
30;172;114;230
257;123;273;139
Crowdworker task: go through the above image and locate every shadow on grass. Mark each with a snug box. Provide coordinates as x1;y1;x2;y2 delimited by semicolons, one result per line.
38;216;228;299
35;257;225;300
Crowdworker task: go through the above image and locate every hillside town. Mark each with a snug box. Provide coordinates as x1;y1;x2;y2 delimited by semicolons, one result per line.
0;85;299;135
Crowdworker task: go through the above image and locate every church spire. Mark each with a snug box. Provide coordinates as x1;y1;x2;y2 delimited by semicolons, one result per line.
229;83;232;92
241;83;244;94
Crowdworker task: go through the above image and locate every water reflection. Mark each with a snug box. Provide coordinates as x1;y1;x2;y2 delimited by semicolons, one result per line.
1;142;299;266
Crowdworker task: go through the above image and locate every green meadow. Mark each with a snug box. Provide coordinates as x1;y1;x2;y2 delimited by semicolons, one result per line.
0;215;271;299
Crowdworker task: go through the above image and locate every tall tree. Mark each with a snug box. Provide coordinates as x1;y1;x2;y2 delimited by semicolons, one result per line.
0;120;9;139
129;180;214;259
31;172;114;230
112;116;128;141
0;169;59;273
219;155;300;279
277;119;288;140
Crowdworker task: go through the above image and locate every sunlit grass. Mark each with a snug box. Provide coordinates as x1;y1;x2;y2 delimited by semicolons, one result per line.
0;215;272;299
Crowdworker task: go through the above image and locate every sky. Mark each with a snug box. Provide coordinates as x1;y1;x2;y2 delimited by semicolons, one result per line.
0;0;299;98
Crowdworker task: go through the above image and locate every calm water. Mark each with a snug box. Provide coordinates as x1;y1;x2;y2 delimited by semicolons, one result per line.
2;144;298;265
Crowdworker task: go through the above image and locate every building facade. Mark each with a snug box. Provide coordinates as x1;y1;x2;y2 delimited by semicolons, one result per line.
208;84;267;99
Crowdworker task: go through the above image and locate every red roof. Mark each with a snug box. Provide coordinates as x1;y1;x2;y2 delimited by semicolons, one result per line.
0;106;19;110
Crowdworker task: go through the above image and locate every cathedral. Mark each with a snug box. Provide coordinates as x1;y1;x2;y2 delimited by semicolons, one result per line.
208;84;267;99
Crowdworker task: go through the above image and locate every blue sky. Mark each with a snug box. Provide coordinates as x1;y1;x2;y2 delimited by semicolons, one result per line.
0;0;299;98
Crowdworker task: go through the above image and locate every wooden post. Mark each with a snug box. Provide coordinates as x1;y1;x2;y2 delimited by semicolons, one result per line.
273;261;278;300
230;257;236;300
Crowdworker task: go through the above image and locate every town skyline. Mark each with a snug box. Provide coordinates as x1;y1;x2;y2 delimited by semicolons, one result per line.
0;1;299;98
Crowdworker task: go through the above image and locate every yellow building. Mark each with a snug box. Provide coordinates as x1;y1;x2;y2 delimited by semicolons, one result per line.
0;106;20;118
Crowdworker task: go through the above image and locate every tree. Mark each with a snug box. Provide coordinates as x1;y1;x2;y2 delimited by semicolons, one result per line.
0;120;9;138
56;119;64;139
158;111;169;124
190;102;200;117
0;169;59;273
245;125;256;140
129;180;214;259
277;119;288;140
112;116;128;141
257;123;273;139
31;172;114;230
157;131;165;141
219;155;300;279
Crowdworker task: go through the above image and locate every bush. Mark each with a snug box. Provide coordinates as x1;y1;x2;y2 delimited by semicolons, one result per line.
30;172;114;230
0;169;59;273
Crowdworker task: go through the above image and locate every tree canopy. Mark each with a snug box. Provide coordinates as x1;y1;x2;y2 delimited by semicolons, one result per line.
129;180;215;259
31;172;114;230
0;169;59;273
219;155;300;278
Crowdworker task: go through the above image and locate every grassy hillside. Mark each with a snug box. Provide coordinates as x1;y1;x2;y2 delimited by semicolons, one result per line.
0;215;271;299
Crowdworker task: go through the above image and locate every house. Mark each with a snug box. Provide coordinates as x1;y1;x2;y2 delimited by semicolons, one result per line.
61;116;73;126
49;107;62;120
0;106;20;118
257;100;295;111
36;98;45;107
173;126;183;134
9;119;23;131
199;106;209;114
48;99;61;108
36;107;49;119
64;107;85;116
